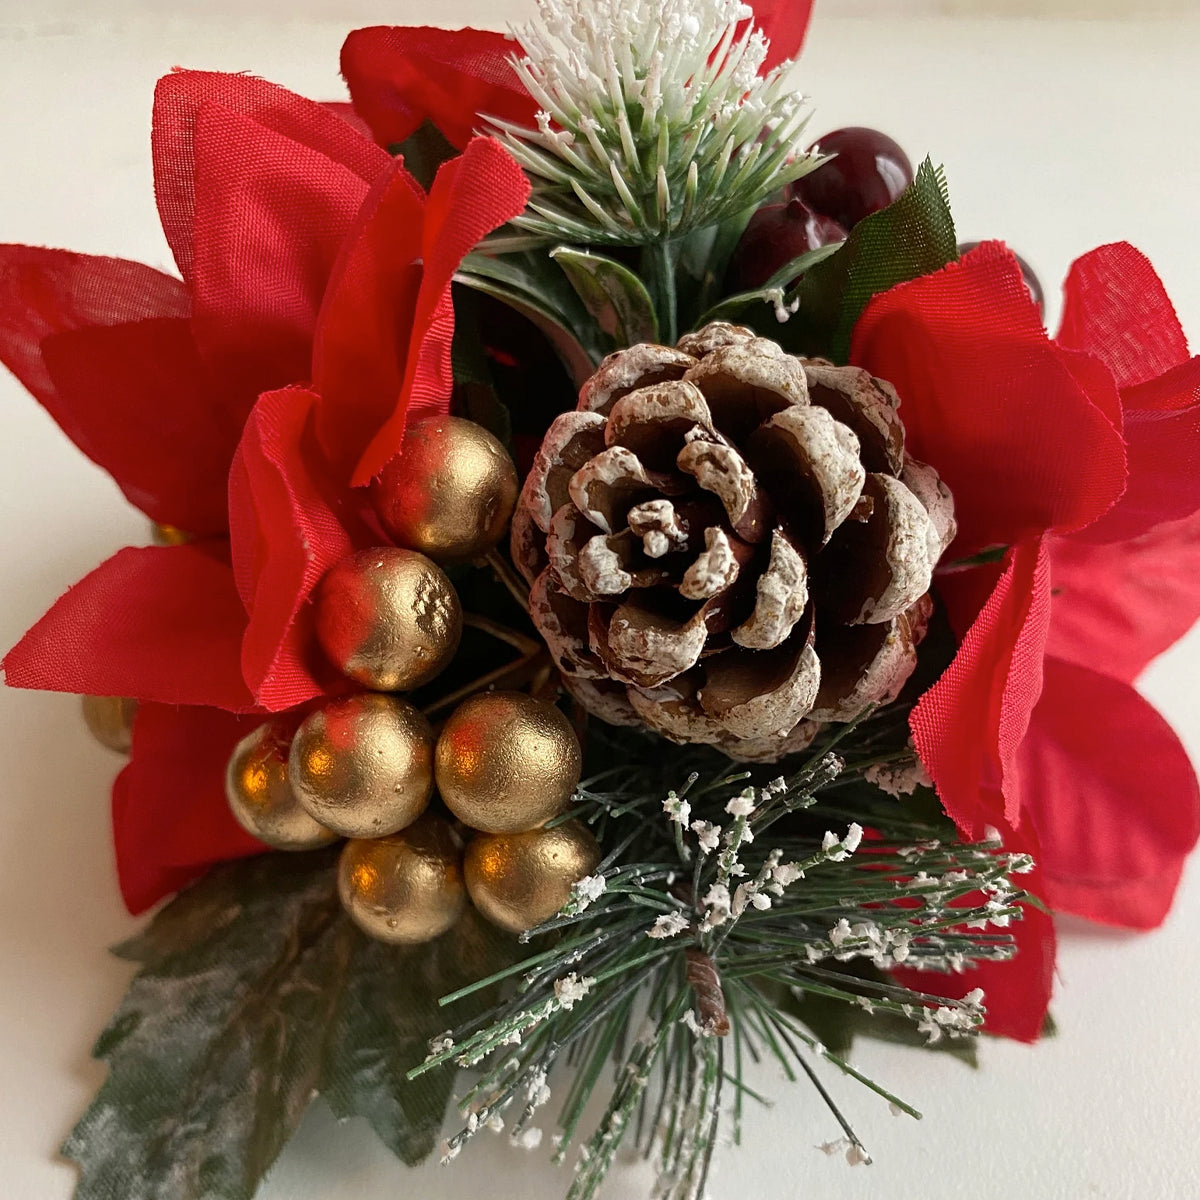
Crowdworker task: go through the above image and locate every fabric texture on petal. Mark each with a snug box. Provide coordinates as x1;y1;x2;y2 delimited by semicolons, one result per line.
312;161;426;480
1021;658;1200;929
352;137;531;485
152;69;388;285
340;25;537;151
229;386;363;711
910;540;1052;840
1057;242;1190;388
3;545;253;710
0;247;238;531
851;242;1127;557
1046;512;1200;685
187;100;380;402
113;703;267;913
1077;357;1200;544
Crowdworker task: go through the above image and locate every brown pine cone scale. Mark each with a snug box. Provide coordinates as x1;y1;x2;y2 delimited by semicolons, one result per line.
513;323;955;762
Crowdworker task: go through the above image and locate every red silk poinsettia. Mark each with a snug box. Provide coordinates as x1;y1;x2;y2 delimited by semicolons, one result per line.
339;3;815;153
853;241;1200;1040
0;67;528;912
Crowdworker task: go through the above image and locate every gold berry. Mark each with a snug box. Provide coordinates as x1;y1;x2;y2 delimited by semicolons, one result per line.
435;691;582;834
80;695;138;754
315;547;461;692
464;820;601;934
225;720;339;851
369;416;519;562
338;813;466;943
289;693;434;839
150;522;192;546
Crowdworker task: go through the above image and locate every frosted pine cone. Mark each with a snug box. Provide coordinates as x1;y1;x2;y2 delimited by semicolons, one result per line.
511;323;956;763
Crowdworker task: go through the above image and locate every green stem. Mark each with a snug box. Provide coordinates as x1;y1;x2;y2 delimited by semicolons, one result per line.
646;237;679;343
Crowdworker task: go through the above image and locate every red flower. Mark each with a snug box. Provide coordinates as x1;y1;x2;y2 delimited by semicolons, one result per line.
341;26;539;152
852;242;1200;1039
340;4;815;153
0;69;528;912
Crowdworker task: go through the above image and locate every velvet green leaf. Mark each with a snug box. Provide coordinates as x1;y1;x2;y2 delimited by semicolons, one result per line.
65;851;517;1200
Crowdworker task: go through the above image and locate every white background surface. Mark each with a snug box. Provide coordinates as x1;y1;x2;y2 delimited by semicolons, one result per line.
2;5;1200;1199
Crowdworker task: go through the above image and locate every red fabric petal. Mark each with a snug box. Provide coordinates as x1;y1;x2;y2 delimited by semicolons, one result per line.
0;247;238;530
340;25;537;151
352;137;531;485
1046;512;1200;685
892;825;1056;1043
38;318;239;533
312;162;426;480
320;100;376;141
113;703;267;913
1057;242;1190;388
188;100;378;401
229;386;362;710
745;0;815;69
153;69;388;286
1021;658;1200;929
3;546;253;710
1078;357;1200;544
911;539;1052;839
851;242;1127;557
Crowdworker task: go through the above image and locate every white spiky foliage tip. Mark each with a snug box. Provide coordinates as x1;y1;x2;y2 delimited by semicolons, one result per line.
488;0;821;245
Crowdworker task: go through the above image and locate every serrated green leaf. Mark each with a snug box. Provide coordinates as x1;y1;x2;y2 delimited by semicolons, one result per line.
322;908;516;1164
66;851;520;1200
550;246;658;346
775;158;958;362
66;852;346;1200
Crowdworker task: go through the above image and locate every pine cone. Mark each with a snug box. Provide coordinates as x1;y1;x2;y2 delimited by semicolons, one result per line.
511;322;955;762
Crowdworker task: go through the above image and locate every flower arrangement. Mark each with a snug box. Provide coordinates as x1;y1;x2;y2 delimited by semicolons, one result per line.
2;2;1198;1198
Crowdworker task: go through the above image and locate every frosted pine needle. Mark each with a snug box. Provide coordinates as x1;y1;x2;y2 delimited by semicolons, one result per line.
489;0;822;244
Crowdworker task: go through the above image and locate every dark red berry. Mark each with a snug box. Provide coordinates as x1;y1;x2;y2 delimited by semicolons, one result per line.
726;197;846;293
958;241;1045;317
793;127;913;230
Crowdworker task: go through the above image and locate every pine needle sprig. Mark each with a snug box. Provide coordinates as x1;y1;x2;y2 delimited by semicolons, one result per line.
488;0;822;247
409;727;1035;1199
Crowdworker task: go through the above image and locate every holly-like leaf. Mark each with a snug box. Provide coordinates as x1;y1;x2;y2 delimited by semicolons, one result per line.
550;246;659;347
775;158;958;362
322;908;516;1163
65;850;518;1200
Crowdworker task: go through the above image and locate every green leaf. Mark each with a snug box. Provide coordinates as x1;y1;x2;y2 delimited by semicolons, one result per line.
674;208;757;330
66;851;519;1200
456;250;606;384
775;158;958;362
450;286;513;446
550;246;659;346
693;242;843;328
322;908;517;1163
